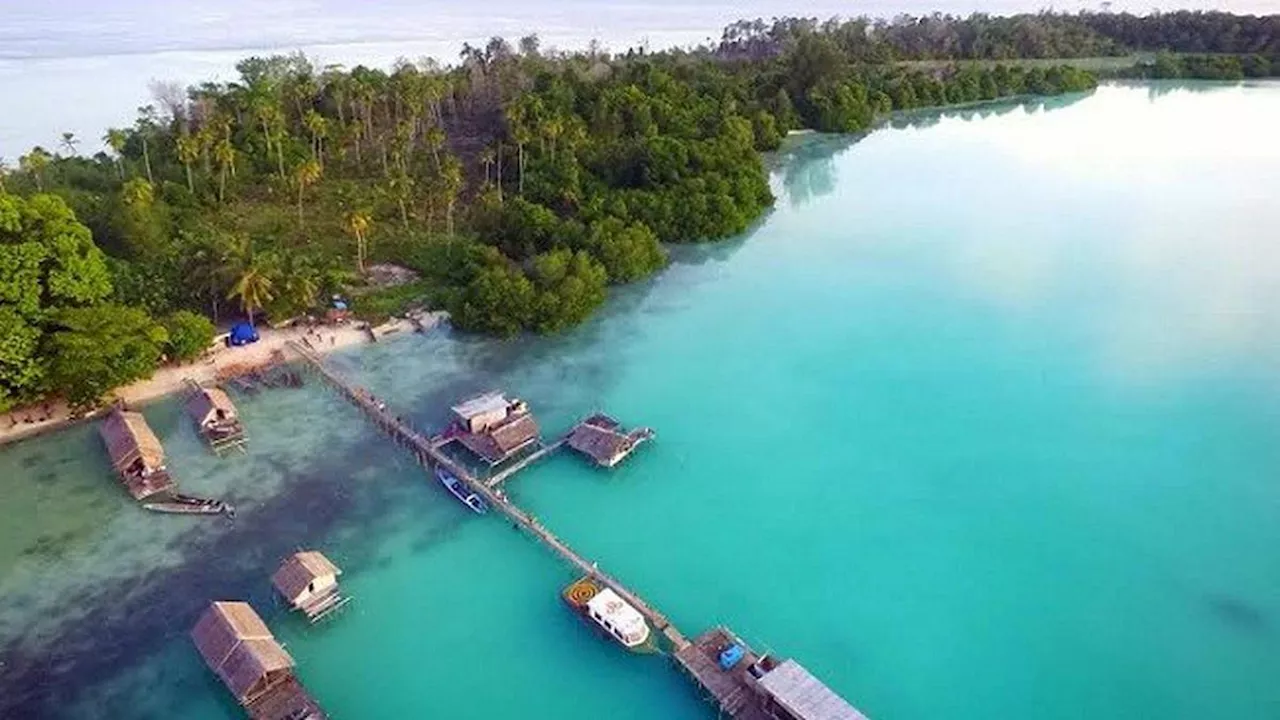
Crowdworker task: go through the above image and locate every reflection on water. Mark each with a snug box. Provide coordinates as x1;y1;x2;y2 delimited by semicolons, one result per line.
775;92;1093;209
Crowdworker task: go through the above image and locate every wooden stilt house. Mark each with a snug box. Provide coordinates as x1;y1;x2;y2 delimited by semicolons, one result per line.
186;383;247;454
191;601;327;720
566;413;655;468
272;551;350;622
449;392;542;465
98;407;176;500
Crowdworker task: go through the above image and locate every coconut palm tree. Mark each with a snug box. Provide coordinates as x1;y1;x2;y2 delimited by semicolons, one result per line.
385;171;413;229
135;106;158;184
440;155;463;236
304;110;329;165
294;159;322;226
103;128;128;179
60;132;79;156
344;210;372;274
215;136;235;202
176;134;201;193
227;258;277;328
479;146;495;186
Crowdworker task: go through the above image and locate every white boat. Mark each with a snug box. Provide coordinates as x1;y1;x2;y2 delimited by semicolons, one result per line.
563;577;652;650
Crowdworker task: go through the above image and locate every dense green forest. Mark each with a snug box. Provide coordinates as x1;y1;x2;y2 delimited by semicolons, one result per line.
0;10;1274;411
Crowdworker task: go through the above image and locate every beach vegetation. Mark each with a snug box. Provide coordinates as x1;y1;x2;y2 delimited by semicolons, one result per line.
0;10;1275;406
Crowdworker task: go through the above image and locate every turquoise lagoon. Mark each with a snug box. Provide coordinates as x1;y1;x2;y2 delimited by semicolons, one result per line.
2;82;1279;719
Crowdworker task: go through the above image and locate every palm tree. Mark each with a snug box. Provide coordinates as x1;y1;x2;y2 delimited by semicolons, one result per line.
294;159;323;226
19;148;51;191
440;155;463;236
386;171;413;229
344;210;372;274
176;134;201;193
103;128;128;179
135;106;158;184
280;254;321;313
227;258;277;328
495;141;504;203
479;147;495;186
424;125;445;170
60;132;79;156
304;110;329;165
214;136;236;203
511;123;532;195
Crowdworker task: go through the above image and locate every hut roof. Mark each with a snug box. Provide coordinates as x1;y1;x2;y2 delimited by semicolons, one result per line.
191;601;295;704
247;676;328;720
451;392;509;420
187;386;238;425
272;551;341;602
568;424;631;465
757;659;868;720
456;412;541;463
491;413;540;454
99;408;165;473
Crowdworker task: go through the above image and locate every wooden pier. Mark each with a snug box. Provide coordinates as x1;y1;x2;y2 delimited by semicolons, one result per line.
287;341;687;649
287;342;872;718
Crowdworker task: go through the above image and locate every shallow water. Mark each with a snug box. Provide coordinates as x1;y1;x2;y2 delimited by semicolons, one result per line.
3;82;1280;719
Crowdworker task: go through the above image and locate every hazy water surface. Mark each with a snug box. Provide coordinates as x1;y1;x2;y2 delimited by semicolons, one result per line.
3;0;1280;155
2;82;1280;719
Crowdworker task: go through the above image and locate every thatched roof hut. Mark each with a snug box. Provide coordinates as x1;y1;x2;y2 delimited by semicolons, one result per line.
191;602;296;707
272;552;348;621
185;384;247;454
567;414;654;468
456;412;541;464
187;386;238;428
98;407;174;500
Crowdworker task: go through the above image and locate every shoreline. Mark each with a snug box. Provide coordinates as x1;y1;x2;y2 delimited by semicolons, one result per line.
0;312;447;448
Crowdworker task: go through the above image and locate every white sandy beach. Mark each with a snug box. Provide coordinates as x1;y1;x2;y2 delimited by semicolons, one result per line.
0;312;447;446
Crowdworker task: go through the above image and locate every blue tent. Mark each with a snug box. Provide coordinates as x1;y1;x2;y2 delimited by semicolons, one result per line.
719;644;745;670
228;322;259;347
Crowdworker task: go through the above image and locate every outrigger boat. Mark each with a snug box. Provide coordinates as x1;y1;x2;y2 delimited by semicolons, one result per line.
562;576;654;652
434;466;488;514
144;493;235;517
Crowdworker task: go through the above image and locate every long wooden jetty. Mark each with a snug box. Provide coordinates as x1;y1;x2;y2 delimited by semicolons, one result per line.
287;341;688;650
286;342;871;718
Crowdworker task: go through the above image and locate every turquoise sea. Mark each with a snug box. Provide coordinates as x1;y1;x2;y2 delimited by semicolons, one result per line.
3;82;1280;719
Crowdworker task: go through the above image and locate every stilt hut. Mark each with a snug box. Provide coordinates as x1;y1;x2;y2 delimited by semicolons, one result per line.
186;383;247;454
98;407;175;500
567;414;655;468
449;392;541;465
191;601;327;720
272;551;349;622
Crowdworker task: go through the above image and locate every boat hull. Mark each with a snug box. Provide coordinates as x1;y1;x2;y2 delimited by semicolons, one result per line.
562;577;655;653
434;466;488;514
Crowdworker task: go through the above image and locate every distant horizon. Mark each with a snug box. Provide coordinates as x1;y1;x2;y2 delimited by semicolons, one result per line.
1;0;1276;155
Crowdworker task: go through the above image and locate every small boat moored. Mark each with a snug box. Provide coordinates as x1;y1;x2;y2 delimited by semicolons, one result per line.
562;576;653;651
144;493;235;516
434;466;488;514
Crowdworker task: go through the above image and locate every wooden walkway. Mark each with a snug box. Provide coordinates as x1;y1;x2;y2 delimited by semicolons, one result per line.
487;437;567;488
287;341;688;650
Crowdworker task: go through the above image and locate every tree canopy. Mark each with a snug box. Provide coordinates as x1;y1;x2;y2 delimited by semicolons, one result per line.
1;10;1271;407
